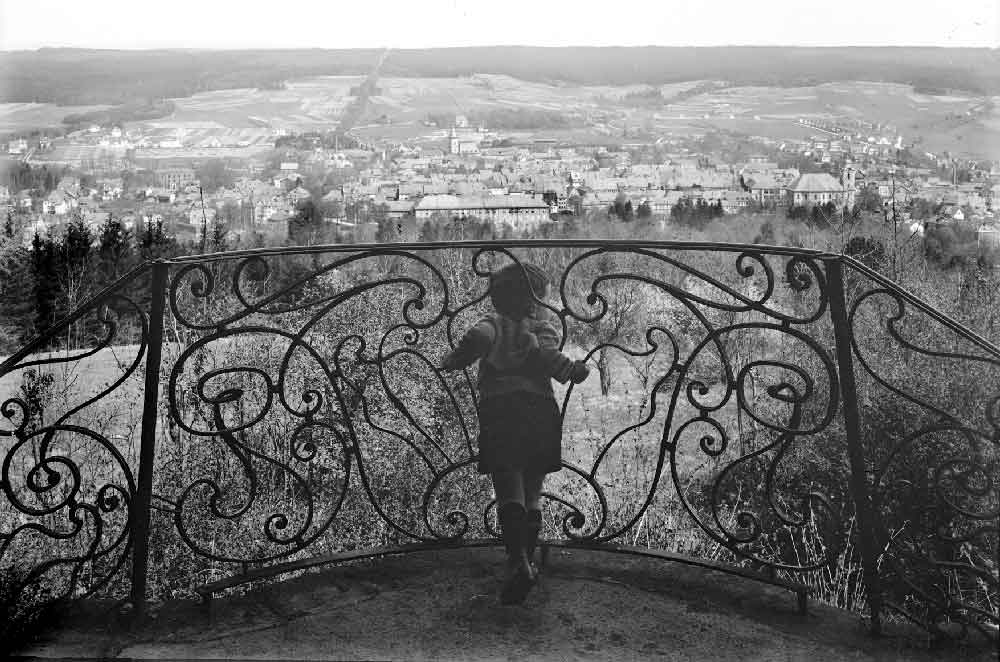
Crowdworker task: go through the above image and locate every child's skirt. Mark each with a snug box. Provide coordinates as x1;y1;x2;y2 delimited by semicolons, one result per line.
476;391;562;475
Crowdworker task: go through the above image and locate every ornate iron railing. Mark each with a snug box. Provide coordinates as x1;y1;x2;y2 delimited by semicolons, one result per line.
1;241;996;643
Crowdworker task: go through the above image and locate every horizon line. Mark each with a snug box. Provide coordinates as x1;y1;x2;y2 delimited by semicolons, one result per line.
2;44;998;53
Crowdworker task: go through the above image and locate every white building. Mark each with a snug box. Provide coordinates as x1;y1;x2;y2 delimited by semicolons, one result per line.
414;194;551;230
449;128;480;155
785;167;855;208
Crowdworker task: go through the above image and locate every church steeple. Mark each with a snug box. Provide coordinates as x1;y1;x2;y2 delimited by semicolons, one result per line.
841;162;856;209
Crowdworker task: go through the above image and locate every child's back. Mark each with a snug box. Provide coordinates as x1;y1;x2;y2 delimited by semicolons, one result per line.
454;306;581;400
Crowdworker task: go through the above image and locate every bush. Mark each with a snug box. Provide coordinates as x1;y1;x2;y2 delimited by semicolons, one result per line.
0;567;67;657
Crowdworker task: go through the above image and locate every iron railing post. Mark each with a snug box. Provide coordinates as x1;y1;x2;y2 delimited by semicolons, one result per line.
825;257;882;635
129;260;168;616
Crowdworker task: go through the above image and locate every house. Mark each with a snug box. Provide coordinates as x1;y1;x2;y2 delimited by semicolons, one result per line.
326;153;353;169
637;190;683;215
722;190;752;214
938;203;965;222
385;200;416;220
43;189;76;215
785;173;847;208
157;168;195;190
144;188;176;204
272;175;300;189
96;178;123;201
7;139;28;155
286;186;312;204
742;175;784;206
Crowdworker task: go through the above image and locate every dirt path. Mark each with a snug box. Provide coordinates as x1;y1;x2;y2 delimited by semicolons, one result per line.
18;548;995;661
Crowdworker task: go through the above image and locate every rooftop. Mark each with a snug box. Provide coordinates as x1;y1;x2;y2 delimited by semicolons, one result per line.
787;173;845;193
414;194;550;211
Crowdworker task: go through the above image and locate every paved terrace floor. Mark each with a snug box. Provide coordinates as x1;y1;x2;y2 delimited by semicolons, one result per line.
14;548;997;661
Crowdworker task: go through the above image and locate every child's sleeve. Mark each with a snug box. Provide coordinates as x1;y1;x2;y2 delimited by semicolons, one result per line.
441;318;496;371
530;318;585;384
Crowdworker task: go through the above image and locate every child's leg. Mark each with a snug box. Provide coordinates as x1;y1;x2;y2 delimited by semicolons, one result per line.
491;470;525;508
492;470;535;603
522;471;545;565
523;471;545;512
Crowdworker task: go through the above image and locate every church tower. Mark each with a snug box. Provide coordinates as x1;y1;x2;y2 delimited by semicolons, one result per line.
449;127;460;155
841;163;856;209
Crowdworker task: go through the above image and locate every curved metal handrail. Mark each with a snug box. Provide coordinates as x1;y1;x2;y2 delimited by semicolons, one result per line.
840;253;1000;360
4;245;994;367
162;241;997;359
166;238;840;263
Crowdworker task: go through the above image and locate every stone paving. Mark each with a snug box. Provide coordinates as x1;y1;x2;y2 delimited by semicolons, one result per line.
13;548;996;661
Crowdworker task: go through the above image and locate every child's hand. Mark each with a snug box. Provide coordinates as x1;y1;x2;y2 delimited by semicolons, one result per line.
440;352;463;372
570;360;590;384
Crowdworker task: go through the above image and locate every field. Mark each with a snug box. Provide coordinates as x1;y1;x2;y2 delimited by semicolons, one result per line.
352;78;994;155
162;78;364;130
0;102;111;134
3;74;994;158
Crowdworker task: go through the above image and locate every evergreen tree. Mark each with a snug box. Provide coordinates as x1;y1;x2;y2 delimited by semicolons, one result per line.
210;219;229;253
30;232;59;338
0;241;35;351
288;200;324;246
137;219;178;261
98;216;133;284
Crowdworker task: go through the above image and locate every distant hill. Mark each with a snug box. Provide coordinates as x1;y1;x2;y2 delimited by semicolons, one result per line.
1;46;997;106
384;46;1000;94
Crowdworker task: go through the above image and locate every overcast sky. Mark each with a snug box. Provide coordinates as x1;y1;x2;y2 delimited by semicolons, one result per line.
1;0;997;50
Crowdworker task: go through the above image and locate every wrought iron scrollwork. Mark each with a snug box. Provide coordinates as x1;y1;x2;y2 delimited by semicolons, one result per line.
847;272;999;641
1;273;148;616
2;243;995;643
156;244;842;582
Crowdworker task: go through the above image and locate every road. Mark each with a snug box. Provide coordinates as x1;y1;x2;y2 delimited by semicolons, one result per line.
336;47;390;142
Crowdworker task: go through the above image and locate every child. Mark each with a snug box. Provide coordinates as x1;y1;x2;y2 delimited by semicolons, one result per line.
441;262;589;605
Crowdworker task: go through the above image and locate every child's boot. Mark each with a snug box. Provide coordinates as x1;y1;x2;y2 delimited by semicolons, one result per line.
497;502;536;605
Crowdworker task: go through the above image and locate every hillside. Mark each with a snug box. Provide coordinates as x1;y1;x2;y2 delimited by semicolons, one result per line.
1;46;998;106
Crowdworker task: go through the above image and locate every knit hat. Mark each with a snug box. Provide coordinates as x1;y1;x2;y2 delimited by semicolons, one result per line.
489;262;549;320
